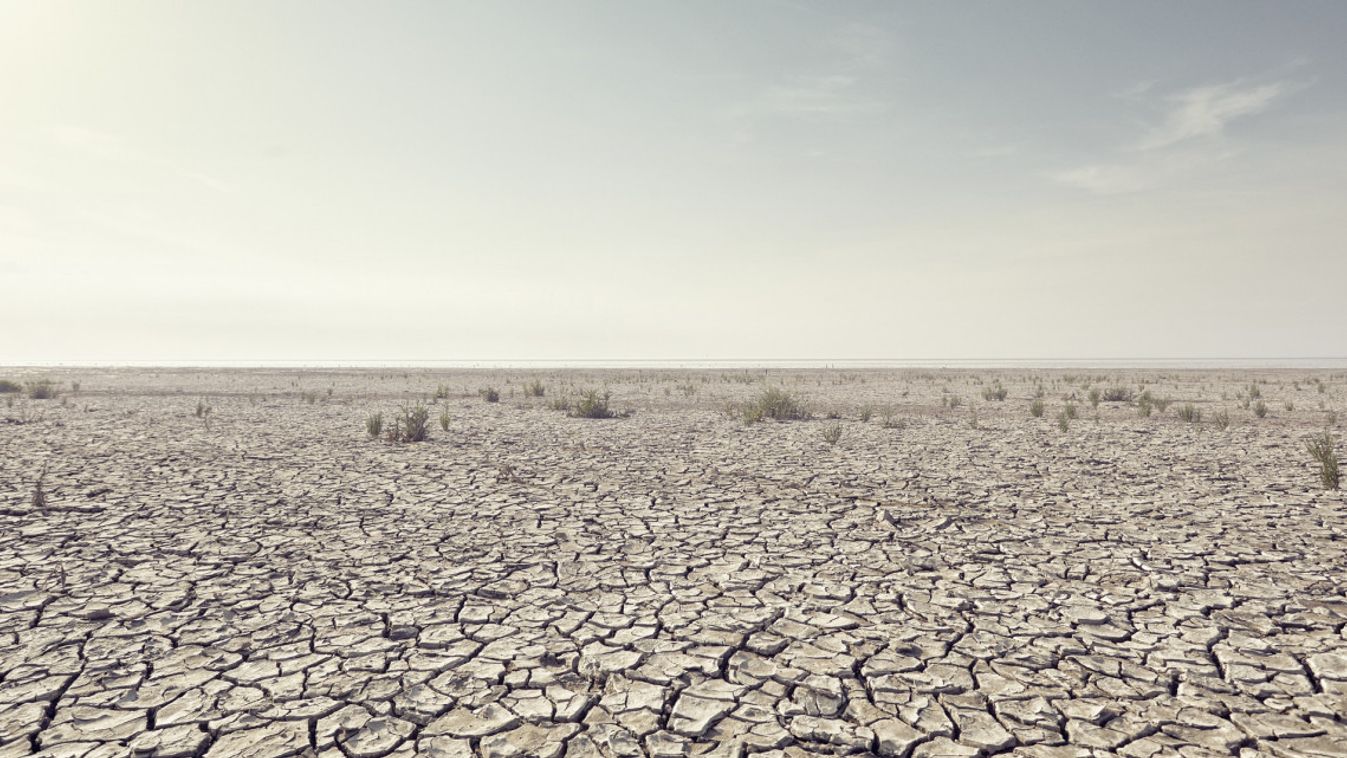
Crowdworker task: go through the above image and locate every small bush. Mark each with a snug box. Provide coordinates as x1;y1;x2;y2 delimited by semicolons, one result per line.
1102;387;1135;403
434;384;452;400
366;412;384;439
1063;402;1078;420
982;384;1008;402
1177;404;1202;423
523;380;546;398
439;406;451;431
389;405;430;442
1252;400;1268;419
1248;383;1262;400
571;389;615;419
1137;394;1154;417
0;380;21;394
1212;409;1231;431
1029;399;1045;418
1306;432;1340;490
480;387;501;403
879;407;903;429
26;381;57;400
1087;388;1101;408
822;423;843;446
858;405;874;423
744;387;810;422
1056;411;1070;432
1153;396;1173;413
548;395;572;412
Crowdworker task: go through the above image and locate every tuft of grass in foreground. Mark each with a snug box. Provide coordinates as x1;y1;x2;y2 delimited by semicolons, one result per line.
1252;400;1268;419
31;465;48;510
571;389;616;419
480;387;501;403
1102;387;1135;403
1177;404;1202;423
1087;388;1101;408
388;405;430;442
439;406;451;431
1212;409;1231;431
523;380;546;398
981;383;1008;402
742;387;810;423
365;412;383;439
1056;410;1070;432
1029;399;1045;418
1306;432;1340;490
822;423;843;445
26;381;57;400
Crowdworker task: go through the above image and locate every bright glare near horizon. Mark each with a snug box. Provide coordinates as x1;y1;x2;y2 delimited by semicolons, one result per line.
3;1;1346;364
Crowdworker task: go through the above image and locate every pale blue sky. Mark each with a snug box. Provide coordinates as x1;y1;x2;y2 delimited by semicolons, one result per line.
3;1;1345;363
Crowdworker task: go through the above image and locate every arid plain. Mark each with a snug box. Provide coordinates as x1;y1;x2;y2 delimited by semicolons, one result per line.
1;368;1344;758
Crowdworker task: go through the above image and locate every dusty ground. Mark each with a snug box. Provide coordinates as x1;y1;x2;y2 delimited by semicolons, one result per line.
1;368;1345;758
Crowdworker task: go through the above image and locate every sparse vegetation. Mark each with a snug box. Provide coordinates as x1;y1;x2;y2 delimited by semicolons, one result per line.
26;381;57;400
1063;402;1078;420
1137;394;1154;417
434;384;453;400
1056;411;1070;432
439;405;451;431
388;404;430;442
1102;387;1135;403
365;412;384;439
1087;388;1101;408
1029;399;1045;418
194;399;211;418
822;423;843;446
300;390;320;404
742;387;810;423
1306;432;1340;490
982;383;1008;402
523;380;546;398
1177;403;1202;423
1252;400;1268;418
858;405;874;423
571;389;616;419
480;387;501;403
1212;409;1231;431
0;380;21;394
31;466;47;510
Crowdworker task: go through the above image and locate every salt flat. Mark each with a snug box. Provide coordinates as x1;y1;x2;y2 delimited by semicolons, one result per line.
1;368;1344;757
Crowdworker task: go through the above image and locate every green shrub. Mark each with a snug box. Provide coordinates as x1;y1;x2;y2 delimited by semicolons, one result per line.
1212;409;1231;431
1306;432;1340;490
389;405;430;442
743;387;810;422
1102;387;1134;403
26;381;57;400
571;388;615;419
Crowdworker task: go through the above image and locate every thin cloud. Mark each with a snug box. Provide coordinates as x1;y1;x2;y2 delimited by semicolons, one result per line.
1137;80;1291;150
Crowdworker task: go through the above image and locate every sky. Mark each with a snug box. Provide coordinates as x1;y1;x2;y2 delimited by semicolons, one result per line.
3;1;1346;364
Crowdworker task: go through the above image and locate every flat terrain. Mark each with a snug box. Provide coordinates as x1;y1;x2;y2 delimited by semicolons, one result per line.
1;368;1345;758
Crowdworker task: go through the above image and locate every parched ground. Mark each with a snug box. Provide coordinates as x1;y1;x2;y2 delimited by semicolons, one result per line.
1;368;1345;758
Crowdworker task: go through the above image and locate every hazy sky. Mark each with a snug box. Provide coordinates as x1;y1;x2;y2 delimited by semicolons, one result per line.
4;1;1346;363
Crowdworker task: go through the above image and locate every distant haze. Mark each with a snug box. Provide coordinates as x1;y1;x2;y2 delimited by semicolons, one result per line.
3;1;1346;364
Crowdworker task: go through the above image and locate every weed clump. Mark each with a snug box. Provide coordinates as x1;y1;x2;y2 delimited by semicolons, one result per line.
1029;399;1045;418
1252;400;1268;419
1102;387;1135;403
742;387;810;423
388;404;430;442
523;380;546;398
571;389;616;419
1177;404;1202;423
1212;409;1231;431
365;412;384;439
26;381;57;400
480;387;501;403
822;423;843;446
1306;432;1340;490
982;383;1008;402
439;406;451;431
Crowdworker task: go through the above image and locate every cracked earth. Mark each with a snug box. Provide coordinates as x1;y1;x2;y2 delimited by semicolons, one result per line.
2;368;1346;757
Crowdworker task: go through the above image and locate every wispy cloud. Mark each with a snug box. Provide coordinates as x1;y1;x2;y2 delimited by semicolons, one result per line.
747;75;886;118
1137;80;1291;150
1052;75;1302;194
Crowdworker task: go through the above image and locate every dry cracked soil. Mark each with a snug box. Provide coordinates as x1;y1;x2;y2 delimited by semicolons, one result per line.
1;368;1345;758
